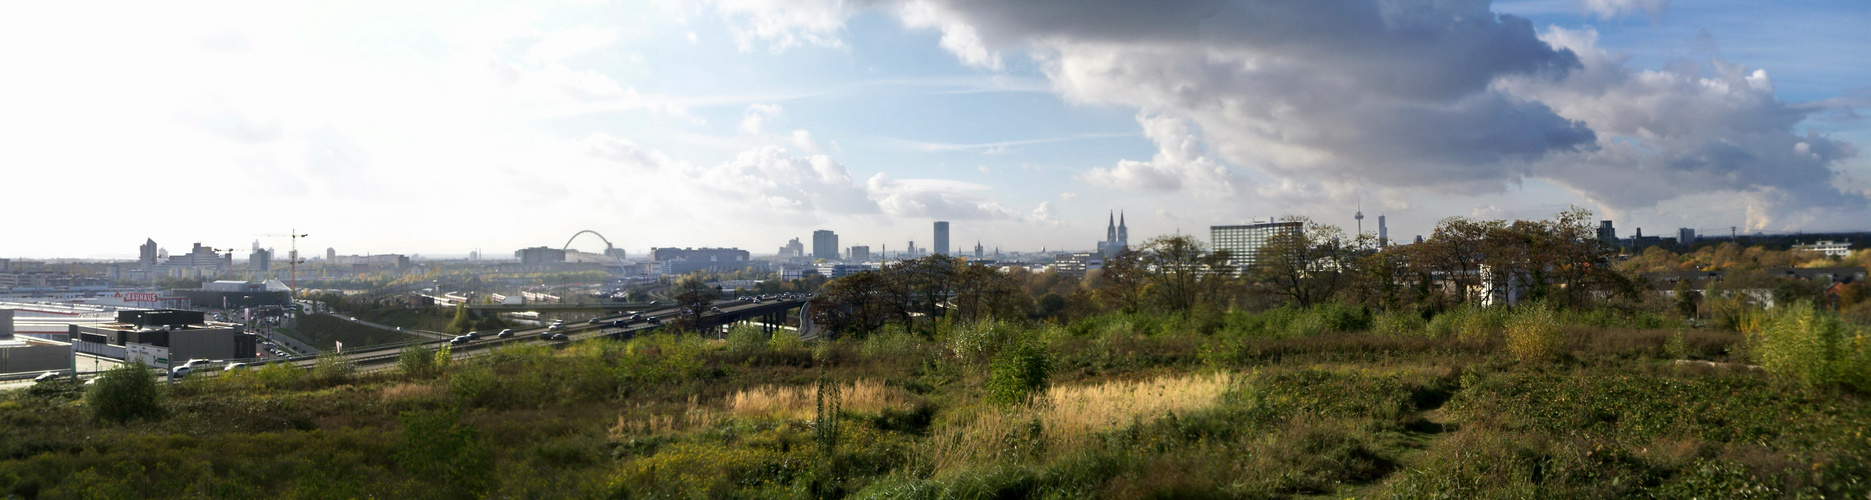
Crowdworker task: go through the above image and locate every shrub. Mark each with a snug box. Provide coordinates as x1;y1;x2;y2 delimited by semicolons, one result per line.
950;319;1024;361
1504;304;1564;363
1750;301;1871;391
397;345;442;378
859;330;933;362
88;362;164;423
985;341;1052;405
768;330;805;352
312;351;355;385
1664;330;1689;360
1372;310;1427;338
725;324;769;356
1429;304;1506;343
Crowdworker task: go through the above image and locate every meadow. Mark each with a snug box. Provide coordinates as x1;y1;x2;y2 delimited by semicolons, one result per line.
3;300;1867;499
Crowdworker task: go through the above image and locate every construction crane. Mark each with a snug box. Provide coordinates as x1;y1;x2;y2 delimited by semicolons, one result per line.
256;230;310;298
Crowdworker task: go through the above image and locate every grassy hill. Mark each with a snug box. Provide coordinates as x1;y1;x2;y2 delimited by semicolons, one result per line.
286;313;426;350
2;305;1868;498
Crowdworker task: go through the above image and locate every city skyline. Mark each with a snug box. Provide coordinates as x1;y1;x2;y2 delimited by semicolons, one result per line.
3;1;1868;258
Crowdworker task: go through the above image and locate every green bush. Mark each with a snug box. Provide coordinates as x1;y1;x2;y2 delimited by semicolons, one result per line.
860;329;933;361
87;363;164;423
1373;310;1427;338
949;319;1028;361
1505;304;1564;363
725;324;769;356
1750;301;1871;391
312;351;356;385
984;341;1051;405
1429;304;1506;342
398;345;442;378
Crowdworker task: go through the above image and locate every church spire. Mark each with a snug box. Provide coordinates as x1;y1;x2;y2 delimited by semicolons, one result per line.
1117;210;1128;246
1107;210;1117;242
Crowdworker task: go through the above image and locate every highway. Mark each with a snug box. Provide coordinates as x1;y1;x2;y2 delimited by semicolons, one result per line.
1;295;811;388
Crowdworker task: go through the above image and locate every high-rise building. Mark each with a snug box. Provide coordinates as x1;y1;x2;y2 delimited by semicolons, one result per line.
848;246;870;262
326;247;336;261
249;248;272;274
1678;228;1695;245
934;221;950;256
812;230;839;260
1378;215;1388;248
1210;221;1302;271
1597;221;1617;245
139;239;159;269
778;238;805;259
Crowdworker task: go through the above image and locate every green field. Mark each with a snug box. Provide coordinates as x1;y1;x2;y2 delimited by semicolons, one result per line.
4;304;1867;498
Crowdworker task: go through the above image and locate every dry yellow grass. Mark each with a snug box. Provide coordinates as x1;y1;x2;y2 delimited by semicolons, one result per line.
727;379;907;420
378;382;444;403
925;372;1237;470
610;396;722;438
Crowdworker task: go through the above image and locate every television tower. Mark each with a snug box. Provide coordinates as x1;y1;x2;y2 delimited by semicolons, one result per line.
1355;202;1365;235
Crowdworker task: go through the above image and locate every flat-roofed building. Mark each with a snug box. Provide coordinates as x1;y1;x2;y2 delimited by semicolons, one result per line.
68;309;256;364
1211;221;1303;271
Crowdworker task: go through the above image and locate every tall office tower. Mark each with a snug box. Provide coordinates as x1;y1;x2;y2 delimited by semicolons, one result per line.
848;246;870;262
934;221;950;256
1378;215;1388;247
812;230;839;260
139;238;159;269
1678;228;1696;245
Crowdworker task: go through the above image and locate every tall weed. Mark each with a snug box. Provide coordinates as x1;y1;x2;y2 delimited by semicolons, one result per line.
1504;304;1564;363
1750;301;1871;391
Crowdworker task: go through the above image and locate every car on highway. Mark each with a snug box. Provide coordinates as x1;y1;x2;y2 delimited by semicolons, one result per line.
647;317;662;325
171;366;194;378
549;333;569;341
449;336;471;345
465;331;481;339
497;329;514;338
182;359;215;369
224;362;250;372
710;306;721;313
33;371;66;383
629;313;643;321
587;318;601;324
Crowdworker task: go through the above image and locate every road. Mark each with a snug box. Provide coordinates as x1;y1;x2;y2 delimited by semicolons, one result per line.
0;296;810;389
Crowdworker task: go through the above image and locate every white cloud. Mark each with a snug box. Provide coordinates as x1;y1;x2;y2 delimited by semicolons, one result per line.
1082;114;1237;198
1578;0;1668;19
1497;27;1863;229
867;174;1017;220
706;0;853;52
898;0;1002;70
525;25;619;63
740;103;783;135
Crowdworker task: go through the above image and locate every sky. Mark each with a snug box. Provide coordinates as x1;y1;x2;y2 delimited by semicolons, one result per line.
2;0;1868;260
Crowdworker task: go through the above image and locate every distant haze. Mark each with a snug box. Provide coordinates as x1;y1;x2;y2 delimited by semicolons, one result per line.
2;0;1867;259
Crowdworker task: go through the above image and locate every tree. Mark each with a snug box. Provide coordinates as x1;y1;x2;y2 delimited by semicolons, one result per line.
1412;217;1497;305
89;362;164;423
808;271;896;339
1140;235;1233;315
1096;247;1149;314
673;275;719;330
445;303;473;334
951;263;1032;323
1253;216;1366;308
